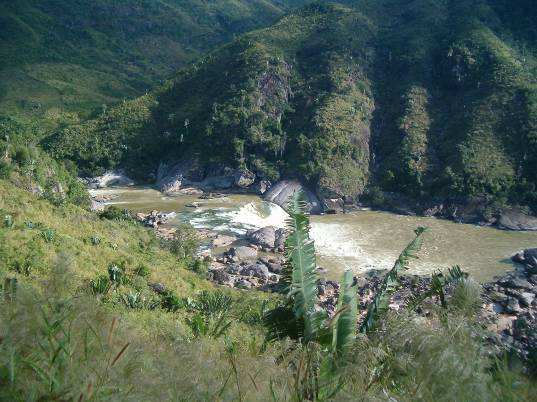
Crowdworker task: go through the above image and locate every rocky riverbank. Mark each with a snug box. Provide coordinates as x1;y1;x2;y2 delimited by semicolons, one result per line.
361;191;537;231
84;161;537;233
206;239;537;370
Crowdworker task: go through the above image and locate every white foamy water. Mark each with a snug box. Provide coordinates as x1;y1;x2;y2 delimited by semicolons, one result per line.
310;222;396;275
230;202;288;229
173;201;288;235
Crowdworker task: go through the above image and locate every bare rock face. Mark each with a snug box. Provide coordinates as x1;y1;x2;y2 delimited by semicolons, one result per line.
498;209;537;231
156;159;203;193
157;158;257;193
264;180;323;214
85;171;134;189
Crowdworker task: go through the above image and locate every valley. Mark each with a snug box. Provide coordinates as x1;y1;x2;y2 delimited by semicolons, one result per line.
1;1;536;399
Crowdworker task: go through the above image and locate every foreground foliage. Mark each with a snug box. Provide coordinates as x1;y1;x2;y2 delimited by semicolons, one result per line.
0;182;535;400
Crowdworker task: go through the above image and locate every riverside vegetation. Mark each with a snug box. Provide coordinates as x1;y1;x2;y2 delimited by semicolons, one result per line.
43;0;537;218
1;180;536;400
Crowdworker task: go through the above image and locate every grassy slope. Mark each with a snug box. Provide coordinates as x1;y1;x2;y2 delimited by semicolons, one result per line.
0;179;535;400
0;0;309;123
0;179;282;399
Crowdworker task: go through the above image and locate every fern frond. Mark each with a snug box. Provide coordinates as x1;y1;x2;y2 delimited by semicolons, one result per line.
360;227;427;333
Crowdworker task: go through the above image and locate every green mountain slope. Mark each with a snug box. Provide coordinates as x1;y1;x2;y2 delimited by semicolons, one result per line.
0;0;309;122
47;0;537;213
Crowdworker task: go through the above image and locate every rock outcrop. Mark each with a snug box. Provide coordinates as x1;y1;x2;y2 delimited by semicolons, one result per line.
498;210;537;231
156;158;258;194
84;171;134;189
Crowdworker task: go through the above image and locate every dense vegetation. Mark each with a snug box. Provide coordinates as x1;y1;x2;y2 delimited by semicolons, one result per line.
2;1;536;400
0;0;310;125
45;0;537;213
1;183;535;400
0;116;89;207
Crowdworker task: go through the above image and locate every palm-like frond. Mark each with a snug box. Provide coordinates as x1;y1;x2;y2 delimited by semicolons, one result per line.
360;227;427;333
284;190;321;341
331;270;357;356
408;265;468;310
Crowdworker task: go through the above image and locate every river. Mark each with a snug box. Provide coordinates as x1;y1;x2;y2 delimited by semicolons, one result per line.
93;187;537;282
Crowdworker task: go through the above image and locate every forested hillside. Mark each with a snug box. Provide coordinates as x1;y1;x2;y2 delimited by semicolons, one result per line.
0;0;309;122
47;0;537;213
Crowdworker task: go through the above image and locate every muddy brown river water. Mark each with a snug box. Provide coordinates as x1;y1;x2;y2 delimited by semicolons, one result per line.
93;187;537;282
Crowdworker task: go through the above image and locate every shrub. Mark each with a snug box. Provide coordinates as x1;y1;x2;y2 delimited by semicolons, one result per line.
189;258;209;275
3;214;13;228
40;228;56;243
107;263;125;285
0;159;13;179
12;145;31;166
185;290;233;339
90;235;101;245
161;290;182;312
120;291;158;309
90;275;112;296
134;264;150;277
167;223;200;260
99;206;132;221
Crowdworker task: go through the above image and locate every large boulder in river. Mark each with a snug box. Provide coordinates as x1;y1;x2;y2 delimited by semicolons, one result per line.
264;180;322;214
233;169;256;188
498;209;537;231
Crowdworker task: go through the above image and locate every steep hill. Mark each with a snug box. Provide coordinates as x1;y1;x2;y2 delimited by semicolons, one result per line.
0;0;309;123
47;0;537;215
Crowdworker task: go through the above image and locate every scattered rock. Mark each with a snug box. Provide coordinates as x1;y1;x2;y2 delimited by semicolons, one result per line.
511;251;526;264
136;210;176;228
518;292;535;307
226;246;258;261
523;248;537;268
210;270;233;286
240;263;270;281
235;279;253;289
212;234;237;248
199;192;227;200
149;282;166;295
247;226;276;249
500;276;533;290
225;264;243;275
274;228;288;252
